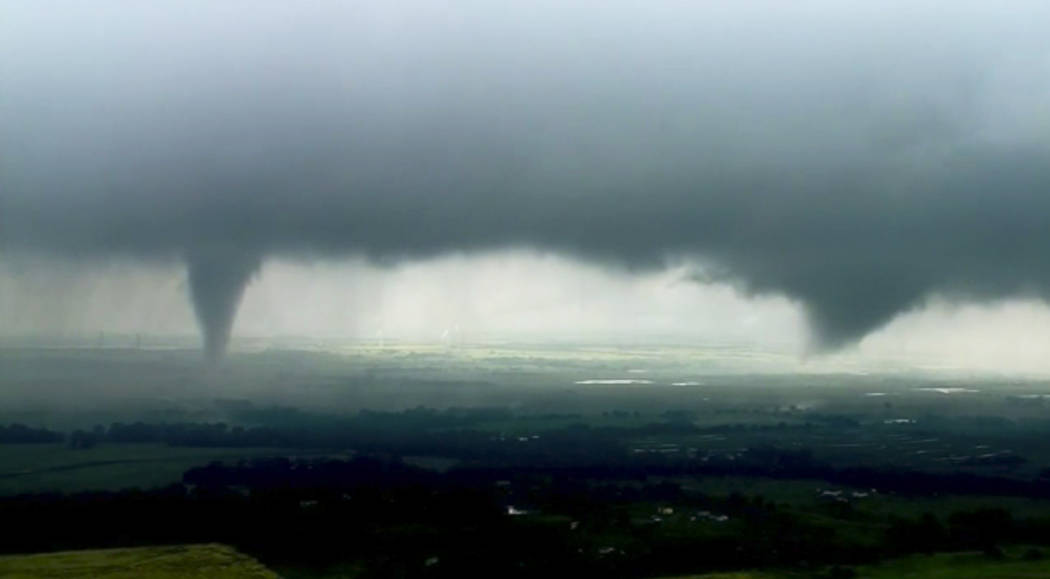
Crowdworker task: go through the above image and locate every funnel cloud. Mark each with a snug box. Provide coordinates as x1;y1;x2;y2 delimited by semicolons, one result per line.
186;250;259;363
3;1;1050;356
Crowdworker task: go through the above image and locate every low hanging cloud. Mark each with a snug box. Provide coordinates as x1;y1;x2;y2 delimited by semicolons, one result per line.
2;1;1049;356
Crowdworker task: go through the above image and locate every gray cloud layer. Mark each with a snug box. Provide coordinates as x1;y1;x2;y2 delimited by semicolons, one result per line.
3;1;1050;352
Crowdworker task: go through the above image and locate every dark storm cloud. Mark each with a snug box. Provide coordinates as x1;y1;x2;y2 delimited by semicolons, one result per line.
2;1;1049;351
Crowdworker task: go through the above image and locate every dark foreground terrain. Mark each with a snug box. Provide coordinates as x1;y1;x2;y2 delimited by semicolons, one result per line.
5;344;1050;577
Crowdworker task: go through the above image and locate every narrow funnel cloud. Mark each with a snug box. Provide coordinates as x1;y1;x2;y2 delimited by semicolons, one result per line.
186;250;260;363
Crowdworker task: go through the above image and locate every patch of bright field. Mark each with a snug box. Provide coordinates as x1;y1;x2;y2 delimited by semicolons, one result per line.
0;544;278;578
0;443;318;495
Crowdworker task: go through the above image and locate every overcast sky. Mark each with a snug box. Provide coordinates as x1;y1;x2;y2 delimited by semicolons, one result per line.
2;1;1050;368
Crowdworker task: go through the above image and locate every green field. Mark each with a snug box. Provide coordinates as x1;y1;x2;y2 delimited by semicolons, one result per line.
0;443;315;495
674;548;1050;578
0;544;278;578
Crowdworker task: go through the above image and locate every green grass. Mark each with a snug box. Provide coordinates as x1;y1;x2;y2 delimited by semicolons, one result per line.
0;544;278;578
860;550;1050;578
665;547;1050;578
0;443;320;495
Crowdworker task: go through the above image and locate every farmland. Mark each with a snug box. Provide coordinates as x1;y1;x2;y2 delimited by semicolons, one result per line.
5;343;1050;576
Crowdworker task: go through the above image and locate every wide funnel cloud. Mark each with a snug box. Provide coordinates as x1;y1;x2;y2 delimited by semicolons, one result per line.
186;249;260;363
3;1;1050;355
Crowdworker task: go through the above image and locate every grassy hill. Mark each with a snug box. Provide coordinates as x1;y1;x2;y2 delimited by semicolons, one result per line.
0;544;278;578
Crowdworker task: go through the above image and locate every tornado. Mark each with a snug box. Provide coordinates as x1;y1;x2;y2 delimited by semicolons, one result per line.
5;3;1050;355
185;249;260;363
